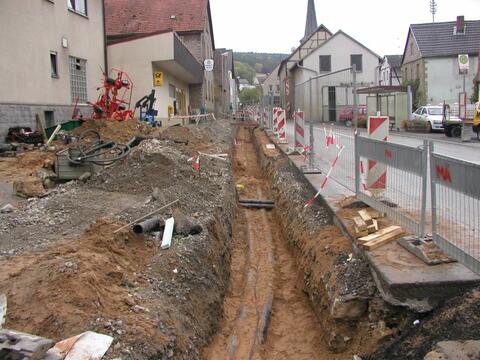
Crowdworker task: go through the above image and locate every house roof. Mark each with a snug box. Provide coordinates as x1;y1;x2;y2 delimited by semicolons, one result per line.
105;0;213;43
408;20;480;58
384;55;403;68
298;30;381;63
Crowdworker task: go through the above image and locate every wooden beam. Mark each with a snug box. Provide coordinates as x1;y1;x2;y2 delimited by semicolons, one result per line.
367;219;379;234
358;209;374;226
360;228;405;251
353;216;367;231
358;225;402;244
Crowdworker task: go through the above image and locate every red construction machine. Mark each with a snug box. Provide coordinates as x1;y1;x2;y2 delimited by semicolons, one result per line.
89;68;134;121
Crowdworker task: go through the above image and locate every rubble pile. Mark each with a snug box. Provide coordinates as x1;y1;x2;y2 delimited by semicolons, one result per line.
0;121;235;359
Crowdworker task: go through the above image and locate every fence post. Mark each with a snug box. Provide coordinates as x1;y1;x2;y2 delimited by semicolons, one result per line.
354;131;360;195
352;64;358;128
420;139;429;237
429;141;437;240
308;77;314;169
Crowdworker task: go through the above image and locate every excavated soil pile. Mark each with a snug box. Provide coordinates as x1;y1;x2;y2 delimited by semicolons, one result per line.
0;150;56;182
0;120;236;359
73;119;153;143
252;128;414;358
370;287;480;359
0;220;159;342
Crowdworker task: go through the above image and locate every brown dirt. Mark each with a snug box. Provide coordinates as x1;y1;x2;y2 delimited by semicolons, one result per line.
251;128;412;358
0;120;236;359
0;150;56;182
202;125;333;360
369;288;480;359
0;219;161;343
73;119;153;143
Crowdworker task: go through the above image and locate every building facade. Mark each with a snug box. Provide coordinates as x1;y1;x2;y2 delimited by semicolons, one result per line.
105;0;216;115
0;0;106;139
213;49;234;115
292;30;381;122
379;55;403;86
402;17;480;107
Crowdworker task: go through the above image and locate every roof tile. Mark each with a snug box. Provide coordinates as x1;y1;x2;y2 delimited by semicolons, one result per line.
105;0;208;36
411;20;480;57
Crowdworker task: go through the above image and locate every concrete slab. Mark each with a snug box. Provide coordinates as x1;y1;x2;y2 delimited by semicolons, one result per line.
272;133;480;312
424;340;480;360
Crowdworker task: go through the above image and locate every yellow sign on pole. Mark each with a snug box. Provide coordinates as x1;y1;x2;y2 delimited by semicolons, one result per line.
154;72;164;86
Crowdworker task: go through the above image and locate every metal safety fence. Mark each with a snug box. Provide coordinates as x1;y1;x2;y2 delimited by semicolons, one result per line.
430;145;480;274
354;136;428;237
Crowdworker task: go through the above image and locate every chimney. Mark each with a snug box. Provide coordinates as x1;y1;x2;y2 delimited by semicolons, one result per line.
456;15;465;34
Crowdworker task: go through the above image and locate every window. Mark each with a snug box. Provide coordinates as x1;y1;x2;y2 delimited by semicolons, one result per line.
350;54;363;72
68;0;87;16
50;51;58;78
416;63;420;79
422;108;428;115
69;56;87;103
269;85;273;91
319;55;331;72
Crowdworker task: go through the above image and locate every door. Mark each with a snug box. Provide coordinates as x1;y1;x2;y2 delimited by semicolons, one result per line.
328;86;336;122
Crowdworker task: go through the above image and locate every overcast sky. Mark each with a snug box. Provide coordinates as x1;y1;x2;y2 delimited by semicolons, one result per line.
210;0;480;56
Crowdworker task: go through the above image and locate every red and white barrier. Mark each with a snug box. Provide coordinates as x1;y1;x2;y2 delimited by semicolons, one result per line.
273;107;280;134
277;109;288;144
294;111;305;152
188;154;200;172
305;145;345;207
367;116;389;193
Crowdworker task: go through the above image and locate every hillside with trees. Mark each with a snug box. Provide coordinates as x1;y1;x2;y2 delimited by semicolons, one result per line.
234;52;288;75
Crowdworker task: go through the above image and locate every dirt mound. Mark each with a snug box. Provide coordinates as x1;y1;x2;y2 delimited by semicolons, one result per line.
0;151;56;182
73;119;153;143
0;220;163;343
369;288;480;360
158;124;229;153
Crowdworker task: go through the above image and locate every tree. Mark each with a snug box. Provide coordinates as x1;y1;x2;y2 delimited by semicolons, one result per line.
239;87;261;104
471;81;479;104
403;79;423;109
234;61;256;83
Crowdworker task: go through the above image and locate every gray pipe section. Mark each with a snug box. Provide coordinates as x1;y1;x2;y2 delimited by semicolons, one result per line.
133;218;165;234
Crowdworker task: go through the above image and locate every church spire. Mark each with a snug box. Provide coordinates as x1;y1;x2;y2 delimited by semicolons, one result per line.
302;0;318;43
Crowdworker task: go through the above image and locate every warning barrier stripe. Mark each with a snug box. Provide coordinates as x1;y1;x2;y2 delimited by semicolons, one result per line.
305;145;345;207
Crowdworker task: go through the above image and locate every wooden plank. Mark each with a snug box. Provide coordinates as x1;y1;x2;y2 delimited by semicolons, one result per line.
367;209;385;219
358;209;374;225
352;216;367;231
367;219;379;234
358;225;402;244
354;227;369;238
360;228;405;251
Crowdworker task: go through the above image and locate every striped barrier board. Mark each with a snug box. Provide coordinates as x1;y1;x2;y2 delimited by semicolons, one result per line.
367;116;389;194
294;111;305;152
273;107;280;134
277;109;288;144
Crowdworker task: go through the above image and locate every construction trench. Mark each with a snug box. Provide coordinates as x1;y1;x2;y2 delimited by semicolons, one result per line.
1;119;480;359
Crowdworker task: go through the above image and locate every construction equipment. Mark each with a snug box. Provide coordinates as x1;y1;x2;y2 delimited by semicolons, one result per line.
135;89;158;126
473;102;480;140
89;68;134;121
6;127;43;145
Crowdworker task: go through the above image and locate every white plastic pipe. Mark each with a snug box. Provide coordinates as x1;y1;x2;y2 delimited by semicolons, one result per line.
46;124;62;146
161;217;175;250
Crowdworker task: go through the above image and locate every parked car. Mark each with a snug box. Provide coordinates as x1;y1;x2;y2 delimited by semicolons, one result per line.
410;105;461;132
339;105;367;125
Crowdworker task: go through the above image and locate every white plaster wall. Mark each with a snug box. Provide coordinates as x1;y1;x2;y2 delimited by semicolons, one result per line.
107;33;190;119
426;56;479;105
0;0;105;105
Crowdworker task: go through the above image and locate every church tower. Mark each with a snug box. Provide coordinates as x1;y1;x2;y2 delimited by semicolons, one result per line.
302;0;318;43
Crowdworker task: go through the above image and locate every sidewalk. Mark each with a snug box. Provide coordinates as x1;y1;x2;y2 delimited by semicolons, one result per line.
268;128;480;312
